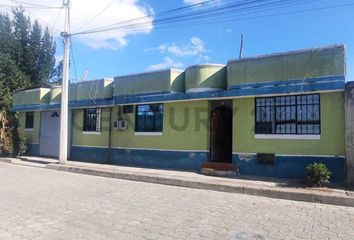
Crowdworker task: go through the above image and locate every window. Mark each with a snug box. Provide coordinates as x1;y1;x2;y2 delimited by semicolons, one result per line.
83;108;101;132
135;104;163;132
25;112;34;129
123;105;133;114
255;94;320;135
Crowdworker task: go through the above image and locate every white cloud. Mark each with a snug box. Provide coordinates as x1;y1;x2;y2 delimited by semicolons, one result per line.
158;37;207;57
2;0;153;50
55;54;63;63
146;57;184;71
183;0;222;7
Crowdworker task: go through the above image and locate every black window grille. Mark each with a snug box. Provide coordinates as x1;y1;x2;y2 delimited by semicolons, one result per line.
255;94;320;135
25;112;34;129
123;105;133;114
83;108;101;131
135;104;163;132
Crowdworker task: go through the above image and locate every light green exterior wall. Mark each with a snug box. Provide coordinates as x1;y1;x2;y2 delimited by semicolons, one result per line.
71;92;345;155
18;111;40;144
13;88;51;106
50;86;61;103
114;70;184;96
227;46;345;85
49;84;78;103
76;79;113;101
185;65;226;91
71;108;110;147
110;100;209;151
170;71;185;92
233;92;345;155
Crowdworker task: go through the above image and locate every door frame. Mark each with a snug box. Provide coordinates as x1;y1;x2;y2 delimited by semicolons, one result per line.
209;99;233;163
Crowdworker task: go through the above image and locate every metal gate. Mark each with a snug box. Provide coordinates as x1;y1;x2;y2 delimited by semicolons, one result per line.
39;111;71;158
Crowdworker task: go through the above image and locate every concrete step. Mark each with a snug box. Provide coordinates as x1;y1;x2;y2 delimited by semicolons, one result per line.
201;162;240;177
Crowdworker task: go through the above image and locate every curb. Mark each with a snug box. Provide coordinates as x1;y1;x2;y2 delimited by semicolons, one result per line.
0;158;13;163
46;163;354;207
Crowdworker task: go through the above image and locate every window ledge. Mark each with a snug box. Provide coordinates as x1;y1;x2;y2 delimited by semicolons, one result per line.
134;132;163;136
82;131;101;135
255;134;320;140
24;128;34;131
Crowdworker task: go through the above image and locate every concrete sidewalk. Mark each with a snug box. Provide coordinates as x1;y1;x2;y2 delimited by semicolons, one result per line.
1;156;354;207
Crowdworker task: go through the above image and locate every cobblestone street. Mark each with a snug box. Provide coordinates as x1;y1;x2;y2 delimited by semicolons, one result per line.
0;162;353;240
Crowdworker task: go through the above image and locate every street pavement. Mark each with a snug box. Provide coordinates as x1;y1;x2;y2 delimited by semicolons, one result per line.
0;162;353;240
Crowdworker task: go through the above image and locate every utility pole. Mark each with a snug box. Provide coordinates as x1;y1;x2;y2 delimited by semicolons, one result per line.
59;0;70;164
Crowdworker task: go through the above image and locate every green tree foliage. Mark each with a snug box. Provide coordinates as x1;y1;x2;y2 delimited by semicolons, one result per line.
0;8;57;112
0;54;30;110
0;8;57;157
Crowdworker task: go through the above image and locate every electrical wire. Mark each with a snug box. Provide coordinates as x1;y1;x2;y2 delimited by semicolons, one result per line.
72;0;344;36
50;7;64;35
69;38;78;83
72;0;232;34
9;0;63;9
71;0;312;35
73;0;117;32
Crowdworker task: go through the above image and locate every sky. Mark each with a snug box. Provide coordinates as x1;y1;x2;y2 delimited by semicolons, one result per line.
1;0;354;82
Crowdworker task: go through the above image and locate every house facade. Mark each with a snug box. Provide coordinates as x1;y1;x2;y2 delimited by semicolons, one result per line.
12;44;349;182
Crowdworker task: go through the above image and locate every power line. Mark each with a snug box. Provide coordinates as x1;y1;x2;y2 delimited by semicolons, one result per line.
71;0;354;36
50;7;64;32
74;0;117;32
72;0;230;34
71;0;321;36
9;0;63;9
69;38;78;83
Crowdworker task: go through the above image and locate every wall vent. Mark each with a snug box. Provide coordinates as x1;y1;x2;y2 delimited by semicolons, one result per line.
257;153;275;165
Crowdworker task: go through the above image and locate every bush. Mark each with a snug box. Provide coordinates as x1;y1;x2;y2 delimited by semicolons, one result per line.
306;163;332;187
10;113;27;157
12;127;27;157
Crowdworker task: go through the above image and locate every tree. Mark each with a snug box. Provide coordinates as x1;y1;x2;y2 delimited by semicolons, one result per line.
0;54;30;111
0;7;57;112
0;8;58;157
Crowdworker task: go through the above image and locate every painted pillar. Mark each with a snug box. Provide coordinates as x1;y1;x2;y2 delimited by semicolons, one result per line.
345;82;354;186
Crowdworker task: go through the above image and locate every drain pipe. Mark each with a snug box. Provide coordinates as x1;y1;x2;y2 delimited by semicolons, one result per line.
107;107;113;164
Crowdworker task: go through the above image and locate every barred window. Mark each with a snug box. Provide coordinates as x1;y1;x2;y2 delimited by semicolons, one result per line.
25;112;34;129
255;94;320;135
83;108;101;132
135;104;163;132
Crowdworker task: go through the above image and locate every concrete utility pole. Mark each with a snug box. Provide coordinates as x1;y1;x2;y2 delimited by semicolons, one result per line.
59;0;71;164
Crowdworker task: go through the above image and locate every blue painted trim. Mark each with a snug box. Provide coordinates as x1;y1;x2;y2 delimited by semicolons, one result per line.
12;75;344;111
69;98;114;108
110;148;208;171
26;143;39;156
12;97;113;112
69;146;208;171
232;154;345;182
70;146;110;164
113;78;344;105
115;90;171;98
228;75;345;90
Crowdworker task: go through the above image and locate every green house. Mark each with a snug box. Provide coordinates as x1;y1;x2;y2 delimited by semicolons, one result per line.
12;44;349;182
